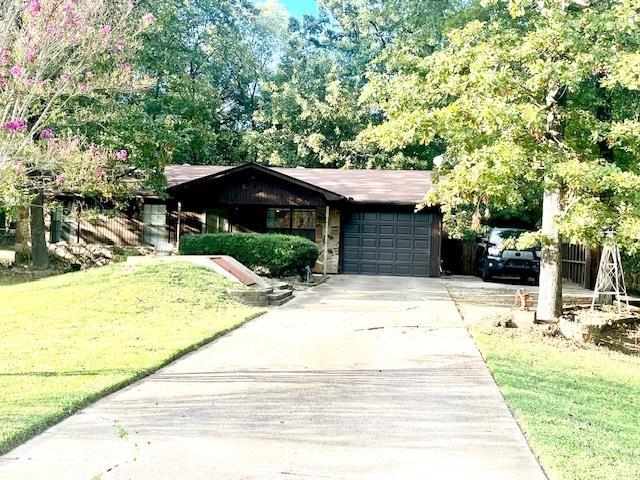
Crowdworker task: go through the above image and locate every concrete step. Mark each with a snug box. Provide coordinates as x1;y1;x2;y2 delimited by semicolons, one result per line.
269;295;293;307
274;281;293;291
267;289;293;306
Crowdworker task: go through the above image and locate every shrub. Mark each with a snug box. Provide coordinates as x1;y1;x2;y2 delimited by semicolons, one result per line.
179;233;319;277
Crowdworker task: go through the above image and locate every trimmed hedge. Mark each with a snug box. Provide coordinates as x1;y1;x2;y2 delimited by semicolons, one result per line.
179;233;319;277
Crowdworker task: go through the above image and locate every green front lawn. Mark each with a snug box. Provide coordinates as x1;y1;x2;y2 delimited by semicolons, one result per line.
473;329;640;480
0;261;262;455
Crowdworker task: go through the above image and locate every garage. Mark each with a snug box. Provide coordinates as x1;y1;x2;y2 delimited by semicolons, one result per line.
342;209;441;277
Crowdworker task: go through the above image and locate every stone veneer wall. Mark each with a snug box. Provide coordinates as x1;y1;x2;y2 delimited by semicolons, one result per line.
314;206;340;274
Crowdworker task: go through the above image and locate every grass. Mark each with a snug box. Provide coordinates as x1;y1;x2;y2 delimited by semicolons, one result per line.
0;261;262;455
472;328;640;480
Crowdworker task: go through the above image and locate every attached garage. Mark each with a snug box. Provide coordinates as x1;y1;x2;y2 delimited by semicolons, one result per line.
342;209;441;277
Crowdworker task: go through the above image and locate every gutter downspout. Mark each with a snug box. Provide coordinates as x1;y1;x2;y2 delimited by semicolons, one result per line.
323;205;330;277
176;201;182;251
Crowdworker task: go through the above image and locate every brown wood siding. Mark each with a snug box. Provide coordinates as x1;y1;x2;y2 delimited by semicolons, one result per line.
175;170;326;210
78;214;142;246
71;201;144;246
166;207;205;245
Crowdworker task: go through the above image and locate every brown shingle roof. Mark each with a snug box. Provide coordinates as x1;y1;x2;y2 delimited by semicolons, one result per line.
165;164;433;205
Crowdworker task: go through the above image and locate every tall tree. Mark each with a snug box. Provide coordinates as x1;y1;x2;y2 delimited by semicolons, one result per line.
248;1;454;169
363;0;640;319
0;0;151;268
64;0;285;171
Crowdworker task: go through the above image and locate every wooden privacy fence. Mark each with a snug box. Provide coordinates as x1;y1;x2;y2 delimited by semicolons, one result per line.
561;243;599;289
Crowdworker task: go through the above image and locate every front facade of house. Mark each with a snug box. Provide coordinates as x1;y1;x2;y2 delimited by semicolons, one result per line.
52;163;442;277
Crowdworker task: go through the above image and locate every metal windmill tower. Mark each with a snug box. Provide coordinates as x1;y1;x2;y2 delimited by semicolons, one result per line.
591;231;630;316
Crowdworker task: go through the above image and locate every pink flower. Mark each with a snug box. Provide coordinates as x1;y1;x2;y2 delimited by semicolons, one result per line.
15;161;24;173
100;25;112;36
55;173;65;186
3;119;27;133
0;50;10;66
27;0;41;15
122;62;132;71
26;48;37;62
93;166;105;179
117;149;128;161
142;13;156;28
10;64;24;78
90;145;103;158
39;128;55;140
60;74;70;83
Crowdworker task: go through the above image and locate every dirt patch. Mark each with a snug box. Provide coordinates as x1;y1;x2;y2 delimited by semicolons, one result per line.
447;281;640;357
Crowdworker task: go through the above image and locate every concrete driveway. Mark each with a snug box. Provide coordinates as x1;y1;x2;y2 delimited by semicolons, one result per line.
0;275;546;480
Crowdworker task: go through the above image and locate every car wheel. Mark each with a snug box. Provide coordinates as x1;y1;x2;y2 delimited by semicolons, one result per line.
533;275;540;286
481;266;492;282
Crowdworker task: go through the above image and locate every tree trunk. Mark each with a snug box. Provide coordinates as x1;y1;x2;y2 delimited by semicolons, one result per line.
537;186;563;321
30;194;50;270
14;205;31;265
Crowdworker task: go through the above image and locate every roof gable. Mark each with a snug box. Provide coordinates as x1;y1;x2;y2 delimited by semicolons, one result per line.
168;163;346;202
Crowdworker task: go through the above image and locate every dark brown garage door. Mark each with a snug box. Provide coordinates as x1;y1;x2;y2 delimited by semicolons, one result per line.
342;210;437;277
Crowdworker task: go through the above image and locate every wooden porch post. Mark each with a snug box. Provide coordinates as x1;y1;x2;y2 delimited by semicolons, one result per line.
323;205;329;276
176;202;182;250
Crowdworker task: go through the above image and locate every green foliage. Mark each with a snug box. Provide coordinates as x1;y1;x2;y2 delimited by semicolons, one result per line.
179;233;319;277
49;1;456;172
364;0;640;251
246;1;453;169
65;0;285;173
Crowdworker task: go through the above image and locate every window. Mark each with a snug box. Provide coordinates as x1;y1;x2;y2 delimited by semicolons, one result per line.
266;209;291;230
292;210;315;230
267;208;316;241
205;210;229;234
143;203;167;246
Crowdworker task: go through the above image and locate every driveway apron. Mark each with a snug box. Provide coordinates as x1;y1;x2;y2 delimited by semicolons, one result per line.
0;275;546;480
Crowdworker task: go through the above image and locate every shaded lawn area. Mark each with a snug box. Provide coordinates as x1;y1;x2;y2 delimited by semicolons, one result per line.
0;261;262;455
473;329;640;480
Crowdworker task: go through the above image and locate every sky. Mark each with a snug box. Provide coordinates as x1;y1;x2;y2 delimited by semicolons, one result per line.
278;0;318;17
255;0;319;18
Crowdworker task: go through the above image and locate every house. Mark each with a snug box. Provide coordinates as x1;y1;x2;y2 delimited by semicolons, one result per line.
51;162;442;277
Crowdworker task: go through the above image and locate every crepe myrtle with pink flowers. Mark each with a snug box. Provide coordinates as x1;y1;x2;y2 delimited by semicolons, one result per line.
0;0;156;269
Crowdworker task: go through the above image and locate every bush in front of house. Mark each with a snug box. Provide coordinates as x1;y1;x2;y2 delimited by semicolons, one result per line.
179;233;319;277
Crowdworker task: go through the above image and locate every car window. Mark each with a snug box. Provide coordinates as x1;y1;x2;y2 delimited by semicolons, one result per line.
490;229;524;246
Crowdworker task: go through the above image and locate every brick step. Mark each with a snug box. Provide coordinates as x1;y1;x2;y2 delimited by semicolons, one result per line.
267;289;293;306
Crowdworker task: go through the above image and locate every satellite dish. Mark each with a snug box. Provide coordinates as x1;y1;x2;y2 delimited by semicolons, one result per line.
433;155;445;167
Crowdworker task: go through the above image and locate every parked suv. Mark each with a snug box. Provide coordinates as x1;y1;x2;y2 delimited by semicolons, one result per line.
476;228;540;284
